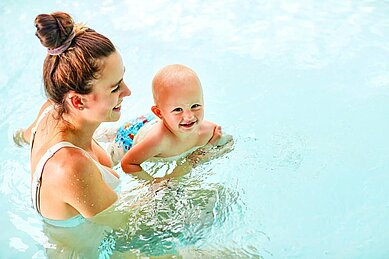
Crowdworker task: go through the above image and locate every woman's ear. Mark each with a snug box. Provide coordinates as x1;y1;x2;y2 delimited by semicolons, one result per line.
151;105;163;119
67;91;85;110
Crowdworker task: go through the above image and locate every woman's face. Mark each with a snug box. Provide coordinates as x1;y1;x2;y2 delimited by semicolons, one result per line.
84;51;131;123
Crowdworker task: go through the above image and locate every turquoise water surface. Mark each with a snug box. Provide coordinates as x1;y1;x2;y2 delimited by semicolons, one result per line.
1;0;389;258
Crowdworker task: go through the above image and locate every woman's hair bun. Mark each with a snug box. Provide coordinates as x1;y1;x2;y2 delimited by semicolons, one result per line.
35;12;74;49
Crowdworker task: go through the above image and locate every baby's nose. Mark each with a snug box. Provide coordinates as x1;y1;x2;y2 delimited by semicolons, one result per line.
183;110;194;120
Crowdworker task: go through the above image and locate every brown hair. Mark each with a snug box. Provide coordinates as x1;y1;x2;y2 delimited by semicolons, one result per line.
34;12;116;116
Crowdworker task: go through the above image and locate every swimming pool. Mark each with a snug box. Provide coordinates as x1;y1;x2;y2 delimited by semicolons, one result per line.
1;0;389;258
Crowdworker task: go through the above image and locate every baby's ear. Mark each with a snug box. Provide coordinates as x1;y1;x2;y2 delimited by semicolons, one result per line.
151;105;163;119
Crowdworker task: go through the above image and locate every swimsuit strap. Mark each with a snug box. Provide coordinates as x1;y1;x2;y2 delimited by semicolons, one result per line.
29;105;55;155
31;141;120;215
29;105;119;217
31;141;81;215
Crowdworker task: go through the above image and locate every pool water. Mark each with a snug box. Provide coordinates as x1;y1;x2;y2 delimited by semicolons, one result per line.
1;0;389;258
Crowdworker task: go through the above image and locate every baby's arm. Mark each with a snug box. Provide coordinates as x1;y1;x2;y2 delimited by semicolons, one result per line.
121;133;164;181
184;122;234;166
155;123;234;182
208;125;233;147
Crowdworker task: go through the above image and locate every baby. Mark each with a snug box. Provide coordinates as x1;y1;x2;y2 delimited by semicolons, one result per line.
111;64;232;181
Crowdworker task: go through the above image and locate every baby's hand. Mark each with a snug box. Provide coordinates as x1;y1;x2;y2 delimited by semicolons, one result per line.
208;125;222;146
209;125;233;147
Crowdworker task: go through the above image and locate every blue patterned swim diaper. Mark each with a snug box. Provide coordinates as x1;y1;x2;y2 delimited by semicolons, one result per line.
114;114;156;152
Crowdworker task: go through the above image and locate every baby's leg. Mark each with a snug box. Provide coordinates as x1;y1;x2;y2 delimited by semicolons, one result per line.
107;142;127;166
107;114;156;165
93;127;118;143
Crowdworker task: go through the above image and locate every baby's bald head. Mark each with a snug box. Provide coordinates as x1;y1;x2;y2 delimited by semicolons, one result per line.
152;64;202;105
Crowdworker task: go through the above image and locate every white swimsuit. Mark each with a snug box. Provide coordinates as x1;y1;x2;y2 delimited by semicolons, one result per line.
30;106;120;227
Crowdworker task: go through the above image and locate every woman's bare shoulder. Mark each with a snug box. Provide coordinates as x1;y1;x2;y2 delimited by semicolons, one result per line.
42;146;118;217
44;147;99;183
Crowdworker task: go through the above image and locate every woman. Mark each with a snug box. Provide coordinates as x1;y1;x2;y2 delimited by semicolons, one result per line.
23;11;130;227
16;11;225;258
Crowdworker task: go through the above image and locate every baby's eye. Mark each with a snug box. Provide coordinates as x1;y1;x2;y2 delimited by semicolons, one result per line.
172;107;183;112
191;104;201;109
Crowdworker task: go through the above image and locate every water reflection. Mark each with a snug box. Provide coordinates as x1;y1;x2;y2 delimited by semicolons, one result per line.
42;162;251;258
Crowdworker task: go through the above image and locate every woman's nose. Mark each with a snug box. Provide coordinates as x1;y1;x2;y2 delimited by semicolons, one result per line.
121;82;131;97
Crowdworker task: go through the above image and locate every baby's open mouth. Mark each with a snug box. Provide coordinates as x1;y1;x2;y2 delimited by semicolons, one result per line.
180;121;196;128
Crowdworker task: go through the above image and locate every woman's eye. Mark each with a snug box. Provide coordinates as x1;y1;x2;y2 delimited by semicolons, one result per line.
112;83;120;93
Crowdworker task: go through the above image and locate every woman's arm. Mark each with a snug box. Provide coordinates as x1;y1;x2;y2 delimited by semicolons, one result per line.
59;150;118;218
190;123;234;165
92;139;114;169
13;100;53;146
154;124;234;182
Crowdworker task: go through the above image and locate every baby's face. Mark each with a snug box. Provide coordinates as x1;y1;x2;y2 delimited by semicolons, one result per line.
156;75;204;135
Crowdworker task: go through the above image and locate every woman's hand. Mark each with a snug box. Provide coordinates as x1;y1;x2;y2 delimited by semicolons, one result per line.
188;135;234;166
13;128;29;147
